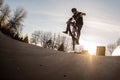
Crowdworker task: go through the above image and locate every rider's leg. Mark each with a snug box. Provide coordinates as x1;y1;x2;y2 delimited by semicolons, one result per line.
63;22;74;36
72;38;75;50
63;22;72;34
75;25;83;44
77;25;83;39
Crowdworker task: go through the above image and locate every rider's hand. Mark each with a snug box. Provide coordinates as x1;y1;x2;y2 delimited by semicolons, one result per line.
83;13;86;16
66;20;71;24
66;20;70;24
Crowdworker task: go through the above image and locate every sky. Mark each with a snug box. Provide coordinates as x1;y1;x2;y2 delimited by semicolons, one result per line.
4;0;120;50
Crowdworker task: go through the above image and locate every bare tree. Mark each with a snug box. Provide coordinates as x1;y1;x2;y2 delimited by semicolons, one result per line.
42;32;73;52
23;35;29;43
64;38;73;52
107;44;116;54
0;4;10;27
116;38;120;46
30;30;73;52
9;7;26;37
30;31;41;45
56;34;66;51
0;0;28;43
106;38;120;55
30;31;53;47
39;31;52;48
50;33;67;51
0;0;3;7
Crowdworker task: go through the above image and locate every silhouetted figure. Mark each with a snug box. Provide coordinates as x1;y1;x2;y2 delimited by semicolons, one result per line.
63;8;86;44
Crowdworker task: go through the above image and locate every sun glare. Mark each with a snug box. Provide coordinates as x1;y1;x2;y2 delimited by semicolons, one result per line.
82;42;97;55
112;46;120;56
84;45;96;55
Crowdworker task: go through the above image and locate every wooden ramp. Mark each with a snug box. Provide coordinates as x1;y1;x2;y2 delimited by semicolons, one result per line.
0;31;120;80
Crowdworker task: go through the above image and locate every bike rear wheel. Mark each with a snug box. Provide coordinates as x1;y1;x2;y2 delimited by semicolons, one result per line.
68;25;79;50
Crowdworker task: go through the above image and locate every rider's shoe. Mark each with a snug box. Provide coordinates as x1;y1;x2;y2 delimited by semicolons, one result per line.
63;31;68;34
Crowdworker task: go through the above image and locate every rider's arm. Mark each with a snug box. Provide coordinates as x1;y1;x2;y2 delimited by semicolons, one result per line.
69;17;73;21
66;17;73;24
80;12;86;17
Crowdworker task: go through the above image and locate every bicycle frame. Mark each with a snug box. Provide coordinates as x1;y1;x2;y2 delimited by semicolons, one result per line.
68;22;79;50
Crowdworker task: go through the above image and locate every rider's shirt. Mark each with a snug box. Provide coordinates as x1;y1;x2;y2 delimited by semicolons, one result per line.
72;12;83;25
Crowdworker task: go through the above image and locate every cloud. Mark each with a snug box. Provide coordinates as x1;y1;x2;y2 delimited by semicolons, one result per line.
82;19;120;45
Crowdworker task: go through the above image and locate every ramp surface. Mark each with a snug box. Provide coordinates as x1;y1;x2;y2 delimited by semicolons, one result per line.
0;31;120;80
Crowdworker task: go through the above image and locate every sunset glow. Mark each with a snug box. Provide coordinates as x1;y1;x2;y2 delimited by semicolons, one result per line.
82;42;97;55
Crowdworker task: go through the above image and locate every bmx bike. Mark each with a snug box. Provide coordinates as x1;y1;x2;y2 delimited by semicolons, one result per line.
67;22;79;50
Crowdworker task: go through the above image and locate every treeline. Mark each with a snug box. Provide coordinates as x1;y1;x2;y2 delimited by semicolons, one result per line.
30;30;74;52
107;38;120;55
0;0;28;43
